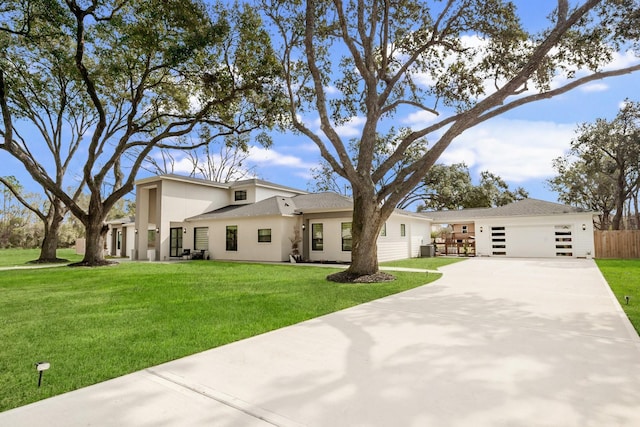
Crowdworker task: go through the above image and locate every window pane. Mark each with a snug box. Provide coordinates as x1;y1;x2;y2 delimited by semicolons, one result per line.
400;224;406;237
341;222;352;251
226;225;238;251
258;228;272;243
312;223;323;251
194;227;209;251
234;190;247;201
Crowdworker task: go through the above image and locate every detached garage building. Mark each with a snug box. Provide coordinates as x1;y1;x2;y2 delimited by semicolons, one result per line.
426;199;597;259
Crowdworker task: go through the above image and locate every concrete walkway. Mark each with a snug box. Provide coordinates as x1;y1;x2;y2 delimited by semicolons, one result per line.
1;258;639;427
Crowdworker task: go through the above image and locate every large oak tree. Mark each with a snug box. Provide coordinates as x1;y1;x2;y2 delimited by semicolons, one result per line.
263;0;640;280
549;101;640;230
1;0;282;265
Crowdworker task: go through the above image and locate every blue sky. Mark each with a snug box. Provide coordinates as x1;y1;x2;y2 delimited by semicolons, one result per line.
3;1;640;207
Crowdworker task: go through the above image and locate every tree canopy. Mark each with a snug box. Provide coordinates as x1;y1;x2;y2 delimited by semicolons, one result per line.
1;0;283;265
549;100;640;230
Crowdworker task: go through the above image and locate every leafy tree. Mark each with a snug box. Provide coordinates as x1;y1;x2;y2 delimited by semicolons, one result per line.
1;0;283;265
549;101;640;229
415;164;527;211
263;0;640;280
0;176;43;248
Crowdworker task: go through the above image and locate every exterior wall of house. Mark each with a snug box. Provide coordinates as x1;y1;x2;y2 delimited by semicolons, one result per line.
187;216;299;262
135;179;228;260
306;215;354;263
378;215;431;262
230;183;304;206
302;213;431;263
452;223;475;236
475;214;595;258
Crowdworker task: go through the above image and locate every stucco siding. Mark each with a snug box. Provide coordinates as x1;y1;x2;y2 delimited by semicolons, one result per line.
307;216;353;263
190;216;297;262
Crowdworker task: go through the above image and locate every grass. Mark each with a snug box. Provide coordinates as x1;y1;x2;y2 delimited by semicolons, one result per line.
381;256;467;270
0;259;446;412
596;259;640;334
0;248;83;267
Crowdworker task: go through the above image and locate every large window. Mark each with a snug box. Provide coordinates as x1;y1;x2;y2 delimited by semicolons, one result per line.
258;228;272;243
234;190;247;201
341;222;352;251
226;225;238;251
194;227;209;251
312;223;323;251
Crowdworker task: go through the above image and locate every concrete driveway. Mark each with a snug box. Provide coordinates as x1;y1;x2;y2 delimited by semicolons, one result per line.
1;258;639;427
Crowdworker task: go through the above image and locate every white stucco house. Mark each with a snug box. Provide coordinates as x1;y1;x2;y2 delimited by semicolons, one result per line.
426;198;597;258
106;174;432;263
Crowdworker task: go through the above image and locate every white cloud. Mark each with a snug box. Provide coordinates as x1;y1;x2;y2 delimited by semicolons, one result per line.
335;116;367;138
324;85;341;95
402;110;439;129
603;50;640;71
247;146;316;170
438;118;576;182
580;83;609;93
311;115;367;138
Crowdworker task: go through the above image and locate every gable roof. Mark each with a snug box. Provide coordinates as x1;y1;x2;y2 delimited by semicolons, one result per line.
424;198;592;223
185;192;353;221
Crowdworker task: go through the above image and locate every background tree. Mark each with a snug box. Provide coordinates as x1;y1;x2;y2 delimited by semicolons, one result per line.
549;101;640;230
1;0;283;266
142;133;257;182
264;0;640;280
0;176;43;248
415;164;528;211
548;156;617;229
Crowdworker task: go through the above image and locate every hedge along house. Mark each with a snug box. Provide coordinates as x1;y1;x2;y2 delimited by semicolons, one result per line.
115;174;432;263
426;199;597;258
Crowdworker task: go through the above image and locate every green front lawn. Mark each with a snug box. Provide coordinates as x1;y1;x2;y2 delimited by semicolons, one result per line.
596;259;640;334
0;248;83;267
381;257;466;270
0;260;443;411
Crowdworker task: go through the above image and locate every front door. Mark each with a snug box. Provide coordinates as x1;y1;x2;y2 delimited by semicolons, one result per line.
170;227;183;257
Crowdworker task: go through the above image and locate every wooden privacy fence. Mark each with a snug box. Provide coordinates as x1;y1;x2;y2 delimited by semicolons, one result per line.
594;230;640;259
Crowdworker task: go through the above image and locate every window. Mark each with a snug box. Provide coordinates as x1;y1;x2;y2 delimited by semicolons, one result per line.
312;223;323;251
117;231;122;250
194;227;209;251
462;225;468;234
555;225;573;257
491;226;507;256
341;222;352;251
380;223;386;237
169;227;183;257
226;225;238;251
258;228;272;243
400;223;406;237
234;190;247;201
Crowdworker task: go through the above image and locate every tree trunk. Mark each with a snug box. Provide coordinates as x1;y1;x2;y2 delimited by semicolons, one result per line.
77;215;110;266
344;188;382;277
38;220;61;262
78;199;111;267
37;200;67;263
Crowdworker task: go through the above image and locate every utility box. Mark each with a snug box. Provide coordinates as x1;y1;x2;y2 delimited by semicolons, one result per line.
420;245;435;257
